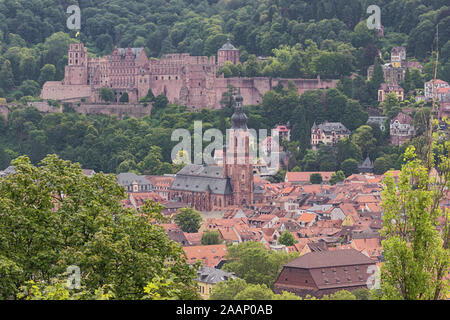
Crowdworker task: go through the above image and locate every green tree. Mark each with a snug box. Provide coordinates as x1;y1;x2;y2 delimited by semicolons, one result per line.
309;173;323;184
369;59;384;100
99;88;115;102
341;158;359;177
153;94;169;110
119;92;129;103
351;125;377;159
0;60;14;90
352;288;371;300
223;241;299;288
234;283;275;300
0;148;9;170
379;146;450;299
19;80;40;97
336;138;362;166
243;55;260;77
174;207;202;233
138;146;163;175
381;93;401;119
209;278;248;300
146;89;155;101
401;68;414;93
201;230;222;245
374;155;395;175
322;290;356;300
38;64;56;86
329;170;346;185
278;231;297;246
0;155;198;299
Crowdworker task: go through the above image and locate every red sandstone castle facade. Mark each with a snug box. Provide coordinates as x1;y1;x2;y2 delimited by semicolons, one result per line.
41;41;336;109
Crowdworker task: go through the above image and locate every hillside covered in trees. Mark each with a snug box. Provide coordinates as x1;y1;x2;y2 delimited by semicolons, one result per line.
0;0;448;176
0;0;449;100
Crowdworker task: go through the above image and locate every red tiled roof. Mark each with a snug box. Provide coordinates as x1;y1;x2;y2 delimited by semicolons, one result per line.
391;112;413;125
183;244;227;267
298;213;317;223
184;232;202;245
286;171;335;183
351;238;382;259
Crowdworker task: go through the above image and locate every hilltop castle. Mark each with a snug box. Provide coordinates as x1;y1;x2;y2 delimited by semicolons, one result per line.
41;40;336;109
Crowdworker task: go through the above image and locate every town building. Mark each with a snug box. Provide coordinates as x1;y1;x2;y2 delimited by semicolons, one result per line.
389;112;416;146
390;46;406;67
358;157;374;174
183;244;228;268
217;39;240;66
273;249;376;298
310;121;350;148
143;175;174;200
116;172;154;192
196;267;237;299
285;171;335;184
367;47;423;86
424;79;449;99
438;88;450;120
273;124;291;141
378;83;404;102
367;116;388;131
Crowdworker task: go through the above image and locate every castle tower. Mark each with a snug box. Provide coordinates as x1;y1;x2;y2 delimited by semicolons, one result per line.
64;43;88;85
223;90;254;207
217;38;240;66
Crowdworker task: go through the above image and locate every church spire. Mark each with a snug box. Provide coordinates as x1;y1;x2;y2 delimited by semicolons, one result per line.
230;89;247;130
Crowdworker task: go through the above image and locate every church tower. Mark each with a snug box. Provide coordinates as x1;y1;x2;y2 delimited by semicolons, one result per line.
223;90;254;207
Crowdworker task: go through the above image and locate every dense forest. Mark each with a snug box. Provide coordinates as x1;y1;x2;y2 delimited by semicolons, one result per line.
0;0;448;176
0;0;449;99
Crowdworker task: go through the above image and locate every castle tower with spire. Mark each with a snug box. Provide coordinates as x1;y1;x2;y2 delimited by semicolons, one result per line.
223;90;254;206
64;43;88;85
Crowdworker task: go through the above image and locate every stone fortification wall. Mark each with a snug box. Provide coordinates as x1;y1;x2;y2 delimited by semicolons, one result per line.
41;81;92;101
28;101;152;119
74;103;152;119
211;77;337;109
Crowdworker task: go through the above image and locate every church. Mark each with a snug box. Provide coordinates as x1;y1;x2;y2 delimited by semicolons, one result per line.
168;92;254;211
